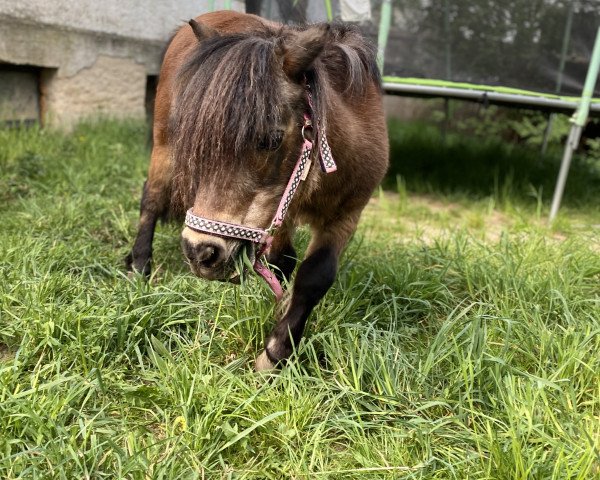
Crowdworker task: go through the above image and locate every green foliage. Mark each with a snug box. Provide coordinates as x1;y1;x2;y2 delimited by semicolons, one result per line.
454;108;572;150
509;112;570;147
584;120;600;161
0;120;599;478
586;136;600;154
387;117;600;207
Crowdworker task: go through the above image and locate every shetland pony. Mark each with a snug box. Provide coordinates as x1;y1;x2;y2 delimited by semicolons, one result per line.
126;11;388;370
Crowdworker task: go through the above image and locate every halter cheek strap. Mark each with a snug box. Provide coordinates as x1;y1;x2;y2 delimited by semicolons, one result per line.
184;112;336;300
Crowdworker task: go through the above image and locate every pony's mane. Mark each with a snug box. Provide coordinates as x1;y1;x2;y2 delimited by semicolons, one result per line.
314;22;381;98
170;21;380;208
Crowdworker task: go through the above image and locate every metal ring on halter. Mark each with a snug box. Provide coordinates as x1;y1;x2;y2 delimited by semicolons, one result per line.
301;119;312;140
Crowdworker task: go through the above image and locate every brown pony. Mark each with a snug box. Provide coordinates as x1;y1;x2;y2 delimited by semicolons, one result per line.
126;10;388;370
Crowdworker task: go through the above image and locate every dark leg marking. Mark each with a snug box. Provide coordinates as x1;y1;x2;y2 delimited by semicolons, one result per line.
125;181;162;277
261;246;337;366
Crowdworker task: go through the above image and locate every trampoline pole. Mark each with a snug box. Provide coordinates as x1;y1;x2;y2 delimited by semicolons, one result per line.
324;0;333;21
541;116;554;154
549;26;600;222
377;0;392;72
542;0;574;154
549;126;582;222
442;0;452;142
444;0;452;80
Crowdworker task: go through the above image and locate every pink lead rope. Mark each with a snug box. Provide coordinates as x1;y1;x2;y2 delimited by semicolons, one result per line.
184;112;336;301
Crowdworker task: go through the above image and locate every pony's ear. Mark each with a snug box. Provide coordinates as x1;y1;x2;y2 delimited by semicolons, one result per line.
189;19;219;42
281;24;330;80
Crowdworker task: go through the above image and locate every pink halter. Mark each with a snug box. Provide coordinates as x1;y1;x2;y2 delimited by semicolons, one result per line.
185;107;336;300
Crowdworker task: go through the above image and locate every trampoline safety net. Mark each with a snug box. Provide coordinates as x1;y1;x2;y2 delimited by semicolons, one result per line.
255;0;600;100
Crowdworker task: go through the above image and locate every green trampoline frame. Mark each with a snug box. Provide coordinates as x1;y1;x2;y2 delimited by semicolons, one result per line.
383;77;600;115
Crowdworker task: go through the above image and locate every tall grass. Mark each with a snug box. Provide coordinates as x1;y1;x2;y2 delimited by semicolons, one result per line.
0;120;598;478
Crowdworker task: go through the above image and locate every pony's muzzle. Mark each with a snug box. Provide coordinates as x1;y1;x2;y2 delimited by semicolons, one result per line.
181;227;245;281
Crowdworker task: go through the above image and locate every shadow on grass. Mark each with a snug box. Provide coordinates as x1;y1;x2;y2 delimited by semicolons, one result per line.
385;120;600;207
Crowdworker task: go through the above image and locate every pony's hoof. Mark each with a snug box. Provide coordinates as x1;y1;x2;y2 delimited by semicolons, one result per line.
255;351;277;372
125;252;152;278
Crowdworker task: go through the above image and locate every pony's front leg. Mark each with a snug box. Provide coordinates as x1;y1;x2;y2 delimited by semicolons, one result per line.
126;144;171;277
255;219;356;371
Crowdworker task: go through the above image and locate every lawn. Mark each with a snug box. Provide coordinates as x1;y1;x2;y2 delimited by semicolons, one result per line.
0;120;599;479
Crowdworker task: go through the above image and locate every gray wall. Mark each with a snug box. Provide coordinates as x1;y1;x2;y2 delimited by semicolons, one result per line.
0;0;244;126
2;0;215;42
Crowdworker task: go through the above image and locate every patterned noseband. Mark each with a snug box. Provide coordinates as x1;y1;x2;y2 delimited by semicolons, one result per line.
184;103;336;301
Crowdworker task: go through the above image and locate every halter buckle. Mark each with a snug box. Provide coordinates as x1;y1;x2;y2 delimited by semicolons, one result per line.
301;118;313;141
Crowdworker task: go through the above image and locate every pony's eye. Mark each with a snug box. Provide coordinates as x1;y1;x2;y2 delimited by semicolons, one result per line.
258;130;284;151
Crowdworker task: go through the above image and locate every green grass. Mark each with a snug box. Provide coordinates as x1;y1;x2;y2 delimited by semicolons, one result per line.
1;120;599;479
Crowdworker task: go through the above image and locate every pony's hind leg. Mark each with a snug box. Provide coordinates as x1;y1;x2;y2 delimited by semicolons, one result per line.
126;144;171;277
255;215;358;371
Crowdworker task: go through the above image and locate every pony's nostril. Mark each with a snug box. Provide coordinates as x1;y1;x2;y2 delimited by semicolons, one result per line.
195;243;223;268
197;245;216;264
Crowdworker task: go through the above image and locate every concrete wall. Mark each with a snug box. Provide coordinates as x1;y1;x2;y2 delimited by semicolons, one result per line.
0;0;244;127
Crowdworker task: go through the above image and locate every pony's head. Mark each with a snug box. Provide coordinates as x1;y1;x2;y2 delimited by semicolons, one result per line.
172;21;330;281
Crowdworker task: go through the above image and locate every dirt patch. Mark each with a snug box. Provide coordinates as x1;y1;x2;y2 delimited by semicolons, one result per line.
364;192;512;243
363;192;599;248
